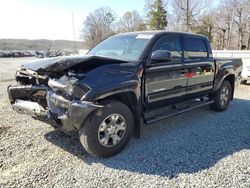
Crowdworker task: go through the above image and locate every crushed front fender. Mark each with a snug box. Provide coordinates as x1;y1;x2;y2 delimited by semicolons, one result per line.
47;91;103;132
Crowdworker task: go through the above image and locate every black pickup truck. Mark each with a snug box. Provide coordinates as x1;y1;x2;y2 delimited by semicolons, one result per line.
8;31;243;157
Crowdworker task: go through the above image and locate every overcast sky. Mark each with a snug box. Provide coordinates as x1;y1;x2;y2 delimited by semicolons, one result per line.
0;0;221;41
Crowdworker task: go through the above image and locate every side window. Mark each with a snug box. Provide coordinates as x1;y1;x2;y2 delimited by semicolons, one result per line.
185;37;208;59
152;36;182;60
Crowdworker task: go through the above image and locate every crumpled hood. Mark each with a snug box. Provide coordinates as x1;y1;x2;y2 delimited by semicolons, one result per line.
22;55;128;73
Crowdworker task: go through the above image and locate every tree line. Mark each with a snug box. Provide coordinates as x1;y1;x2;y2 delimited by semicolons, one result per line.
81;0;250;50
0;39;83;51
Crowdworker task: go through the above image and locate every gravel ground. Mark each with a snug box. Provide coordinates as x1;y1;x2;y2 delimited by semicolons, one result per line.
0;57;36;81
0;58;250;188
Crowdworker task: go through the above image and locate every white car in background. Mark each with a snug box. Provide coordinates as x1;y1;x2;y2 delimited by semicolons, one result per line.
241;60;250;84
213;50;250;84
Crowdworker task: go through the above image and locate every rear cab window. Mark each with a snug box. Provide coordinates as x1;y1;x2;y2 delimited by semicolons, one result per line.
184;36;208;60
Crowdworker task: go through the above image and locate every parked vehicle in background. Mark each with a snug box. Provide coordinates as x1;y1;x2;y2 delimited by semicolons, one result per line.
35;50;62;58
0;51;5;57
36;51;45;58
22;51;32;57
241;62;250;84
213;50;250;84
0;50;36;58
28;51;37;56
3;51;9;57
7;51;20;57
8;31;243;158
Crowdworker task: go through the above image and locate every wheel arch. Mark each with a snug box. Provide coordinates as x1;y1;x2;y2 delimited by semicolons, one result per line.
213;73;235;100
96;91;143;138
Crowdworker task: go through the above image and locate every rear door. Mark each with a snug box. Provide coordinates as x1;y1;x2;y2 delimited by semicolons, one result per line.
184;36;215;99
144;35;187;109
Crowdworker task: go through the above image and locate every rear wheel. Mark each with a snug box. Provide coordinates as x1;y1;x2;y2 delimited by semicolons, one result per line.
210;80;232;112
79;100;134;158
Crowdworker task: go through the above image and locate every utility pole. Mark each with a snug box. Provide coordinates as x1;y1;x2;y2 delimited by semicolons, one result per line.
186;0;190;32
72;12;76;54
248;16;250;50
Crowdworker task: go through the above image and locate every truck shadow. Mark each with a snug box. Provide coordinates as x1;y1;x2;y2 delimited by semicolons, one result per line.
44;98;250;178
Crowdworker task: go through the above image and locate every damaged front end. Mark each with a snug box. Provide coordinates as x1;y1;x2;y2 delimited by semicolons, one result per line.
8;65;102;134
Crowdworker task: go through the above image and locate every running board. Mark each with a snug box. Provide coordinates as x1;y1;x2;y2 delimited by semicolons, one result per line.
144;100;214;124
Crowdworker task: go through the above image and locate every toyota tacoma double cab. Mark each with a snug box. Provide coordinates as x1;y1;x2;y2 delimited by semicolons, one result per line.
7;31;243;157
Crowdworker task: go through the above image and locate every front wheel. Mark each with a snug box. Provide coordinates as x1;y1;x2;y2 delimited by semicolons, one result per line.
79;100;134;158
210;80;232;112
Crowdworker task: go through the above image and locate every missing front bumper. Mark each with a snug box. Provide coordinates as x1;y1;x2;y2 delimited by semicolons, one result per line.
8;85;102;133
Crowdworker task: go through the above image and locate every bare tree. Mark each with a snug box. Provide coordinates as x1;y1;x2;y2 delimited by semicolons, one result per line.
81;7;115;48
229;0;249;49
194;12;216;42
212;0;250;50
118;10;145;32
79;1;249;50
172;0;209;32
169;0;183;31
246;0;250;50
247;16;250;50
213;1;234;50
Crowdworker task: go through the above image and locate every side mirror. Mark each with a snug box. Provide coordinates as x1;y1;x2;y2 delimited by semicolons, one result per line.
151;50;172;63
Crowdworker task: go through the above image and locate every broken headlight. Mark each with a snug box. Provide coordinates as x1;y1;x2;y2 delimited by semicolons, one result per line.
71;84;90;99
48;76;90;99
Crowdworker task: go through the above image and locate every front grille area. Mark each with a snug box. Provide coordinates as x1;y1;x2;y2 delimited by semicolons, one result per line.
8;84;48;108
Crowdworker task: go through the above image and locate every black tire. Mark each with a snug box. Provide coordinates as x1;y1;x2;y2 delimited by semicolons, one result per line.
210;80;232;112
79;100;134;158
241;80;247;84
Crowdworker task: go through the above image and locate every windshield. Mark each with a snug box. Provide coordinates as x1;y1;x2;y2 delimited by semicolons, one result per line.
88;34;153;61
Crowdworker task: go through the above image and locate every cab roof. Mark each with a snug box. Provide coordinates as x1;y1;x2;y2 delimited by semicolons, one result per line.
117;30;207;39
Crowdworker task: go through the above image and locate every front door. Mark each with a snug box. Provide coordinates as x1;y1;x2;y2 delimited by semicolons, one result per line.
144;35;187;109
